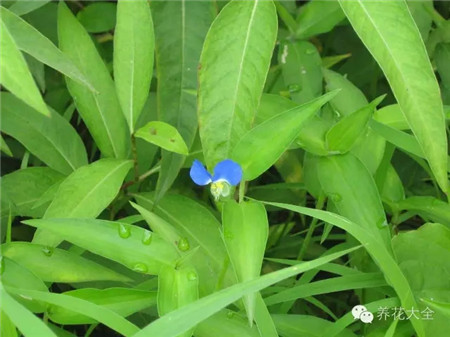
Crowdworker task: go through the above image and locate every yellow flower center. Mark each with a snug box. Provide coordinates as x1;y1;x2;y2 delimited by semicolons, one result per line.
210;181;231;200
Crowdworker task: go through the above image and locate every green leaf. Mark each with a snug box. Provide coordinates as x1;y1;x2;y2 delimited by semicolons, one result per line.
0;135;13;157
1;242;131;283
198;0;278;169
435;43;450;104
339;0;448;193
232;91;339;181
1;167;64;219
259;200;424;337
0;93;88;174
222;200;268;324
0;7;94;91
5;286;139;337
24;218;179;275
131;246;360;337
152;0;213;201
135;121;189;155
396;197;450;226
58;1;130;159
317;154;391;247
0;310;17;337
134;193;232;296
48;288;157;325
0;284;58;337
32;159;133;246
326;96;384;154
76;2;116;33
279;41;322;104
1;257;48;313
295;0;345;39
158;266;199;337
0;20;49;116
114;0;154;132
374;104;410;130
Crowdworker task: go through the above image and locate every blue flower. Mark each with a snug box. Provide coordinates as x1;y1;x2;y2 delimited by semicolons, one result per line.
190;159;243;200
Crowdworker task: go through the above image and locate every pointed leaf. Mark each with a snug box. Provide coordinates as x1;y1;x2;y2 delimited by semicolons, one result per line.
114;0;154;132
232;91;339;181
198;0;278;169
58;2;130;158
135;121;189;155
339;0;448;193
0;20;49;116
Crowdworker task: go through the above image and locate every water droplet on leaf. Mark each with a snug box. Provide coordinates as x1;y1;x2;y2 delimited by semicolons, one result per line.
133;263;148;273
142;230;153;245
187;271;197;281
118;224;131;239
42;246;54;256
177;237;190;252
226;311;235;319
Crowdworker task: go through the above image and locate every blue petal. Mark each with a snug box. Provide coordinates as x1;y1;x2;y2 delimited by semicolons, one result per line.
212;159;243;186
190;160;212;186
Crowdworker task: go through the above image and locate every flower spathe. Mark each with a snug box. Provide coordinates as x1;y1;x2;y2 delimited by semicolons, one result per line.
190;159;243;200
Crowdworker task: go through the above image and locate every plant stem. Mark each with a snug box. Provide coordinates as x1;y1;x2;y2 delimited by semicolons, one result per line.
131;134;139;182
297;193;326;261
121;164;161;190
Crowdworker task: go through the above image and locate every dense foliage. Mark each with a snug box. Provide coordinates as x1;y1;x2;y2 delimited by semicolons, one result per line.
1;0;450;336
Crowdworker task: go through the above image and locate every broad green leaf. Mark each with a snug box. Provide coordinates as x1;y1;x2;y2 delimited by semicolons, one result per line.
24;218;179;275
232;91;338;181
279;41;322;104
339;0;448;193
295;0;345;39
392;223;450;336
1;242;131;283
317;154;392;248
158;266;199;337
0;93;88;174
134;193;232;295
0;167;64;219
222;200;268;324
32;159;133;246
114;0;154;132
194;309;260;337
131;246;360;337
0;284;58;337
1;257;48;313
5;286;139;337
76;2;116;33
48;288;157;325
0;7;94;91
8;0;51;16
135;121;189;155
151;0;213;201
326;96;384;154
396;197;450;226
258;200;424;337
0;20;49;116
255;94;296;126
198;0;278;169
58;2;130;159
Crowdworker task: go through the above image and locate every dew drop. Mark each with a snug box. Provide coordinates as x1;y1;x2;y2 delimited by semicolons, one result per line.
331;193;342;203
177;237;190;252
133;263;148;273
226;311;235;319
288;83;301;93
118;224;131;239
42;246;54;256
142;230;153;245
187;271;197;281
